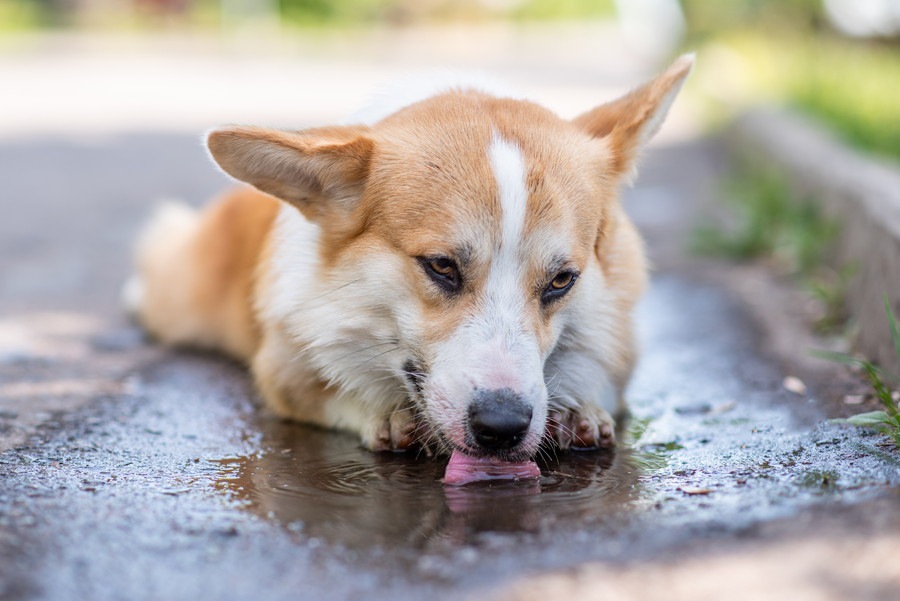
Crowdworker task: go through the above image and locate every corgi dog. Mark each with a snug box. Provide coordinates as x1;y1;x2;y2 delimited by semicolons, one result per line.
126;55;693;471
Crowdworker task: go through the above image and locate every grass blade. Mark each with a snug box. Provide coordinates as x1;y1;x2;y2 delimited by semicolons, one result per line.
840;411;890;427
809;349;860;367
886;294;900;369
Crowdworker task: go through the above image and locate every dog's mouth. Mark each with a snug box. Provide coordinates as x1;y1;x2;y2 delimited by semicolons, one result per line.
401;358;542;484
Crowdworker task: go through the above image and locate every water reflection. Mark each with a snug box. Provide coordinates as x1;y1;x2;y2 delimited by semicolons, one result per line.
215;417;643;548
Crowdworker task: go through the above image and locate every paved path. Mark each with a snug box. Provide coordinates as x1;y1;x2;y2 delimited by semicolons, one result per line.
1;30;899;601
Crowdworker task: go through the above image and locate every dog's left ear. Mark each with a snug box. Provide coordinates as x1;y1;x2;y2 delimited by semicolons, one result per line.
573;53;694;177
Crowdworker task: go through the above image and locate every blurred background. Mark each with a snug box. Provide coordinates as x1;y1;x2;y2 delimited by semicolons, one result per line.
1;0;899;342
0;0;897;150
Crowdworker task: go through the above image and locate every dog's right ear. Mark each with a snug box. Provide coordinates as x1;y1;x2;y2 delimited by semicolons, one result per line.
206;125;374;222
573;54;693;179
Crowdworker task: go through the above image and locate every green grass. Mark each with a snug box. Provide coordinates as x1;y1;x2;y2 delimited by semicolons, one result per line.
815;296;900;449
0;0;43;32
692;165;838;274
279;0;391;25
789;40;900;161
701;33;900;161
692;163;854;332
276;0;615;25
804;264;856;334
508;0;614;21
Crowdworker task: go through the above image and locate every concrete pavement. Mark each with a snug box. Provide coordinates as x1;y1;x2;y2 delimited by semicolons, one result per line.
1;28;899;601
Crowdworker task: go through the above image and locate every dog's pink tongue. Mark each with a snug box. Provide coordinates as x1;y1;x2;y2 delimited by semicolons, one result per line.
443;450;541;485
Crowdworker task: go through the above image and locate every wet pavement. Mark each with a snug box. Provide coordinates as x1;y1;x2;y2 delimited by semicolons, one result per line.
2;134;899;601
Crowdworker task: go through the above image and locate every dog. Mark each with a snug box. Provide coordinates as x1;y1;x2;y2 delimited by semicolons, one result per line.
125;55;693;469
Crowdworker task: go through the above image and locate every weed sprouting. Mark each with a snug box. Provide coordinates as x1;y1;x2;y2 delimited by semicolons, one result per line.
691;168;838;274
692;165;852;332
796;469;839;491
805;263;856;334
815;296;900;448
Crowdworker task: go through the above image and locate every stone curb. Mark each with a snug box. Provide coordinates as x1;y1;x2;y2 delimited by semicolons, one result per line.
726;108;900;375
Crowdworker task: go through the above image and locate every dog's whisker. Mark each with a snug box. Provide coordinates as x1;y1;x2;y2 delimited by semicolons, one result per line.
296;278;366;308
414;430;444;460
330;341;400;365
359;373;405;386
536;444;555;465
354;347;403;371
543;370;560;391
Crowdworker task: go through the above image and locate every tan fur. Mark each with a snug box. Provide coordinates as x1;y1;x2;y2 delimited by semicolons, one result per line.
129;56;693;453
573;53;694;176
354;93;619;358
132;187;279;360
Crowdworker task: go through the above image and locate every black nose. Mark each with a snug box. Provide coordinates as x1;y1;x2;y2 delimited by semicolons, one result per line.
468;388;533;450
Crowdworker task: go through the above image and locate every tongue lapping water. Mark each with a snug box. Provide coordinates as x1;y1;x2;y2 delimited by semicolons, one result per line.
213;417;633;549
443;450;541;485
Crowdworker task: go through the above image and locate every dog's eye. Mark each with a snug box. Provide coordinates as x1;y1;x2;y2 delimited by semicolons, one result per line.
428;258;455;277
418;256;461;293
550;272;574;290
542;270;578;303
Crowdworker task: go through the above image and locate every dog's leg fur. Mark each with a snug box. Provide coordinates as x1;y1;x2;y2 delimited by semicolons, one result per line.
127;187;279;361
251;318;418;451
543;326;634;450
544;207;646;450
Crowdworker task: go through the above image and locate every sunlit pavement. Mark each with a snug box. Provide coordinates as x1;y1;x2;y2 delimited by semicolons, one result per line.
1;27;899;601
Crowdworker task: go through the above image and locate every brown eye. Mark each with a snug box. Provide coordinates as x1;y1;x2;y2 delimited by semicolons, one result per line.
542;270;578;304
428;258;455;276
550;271;574;290
418;256;462;294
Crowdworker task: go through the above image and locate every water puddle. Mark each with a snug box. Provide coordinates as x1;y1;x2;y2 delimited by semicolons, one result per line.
209;276;900;556
214;418;641;548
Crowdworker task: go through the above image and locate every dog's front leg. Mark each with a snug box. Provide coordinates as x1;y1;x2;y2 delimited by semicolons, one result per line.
253;329;419;451
542;344;626;450
315;393;421;452
364;404;419;452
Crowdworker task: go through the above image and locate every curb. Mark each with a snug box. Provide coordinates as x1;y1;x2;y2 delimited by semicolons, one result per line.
725;108;900;375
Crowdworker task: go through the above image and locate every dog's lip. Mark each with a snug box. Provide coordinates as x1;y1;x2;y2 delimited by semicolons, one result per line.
452;440;537;464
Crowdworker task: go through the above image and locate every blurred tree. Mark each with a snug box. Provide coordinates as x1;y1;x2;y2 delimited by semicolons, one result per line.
32;0;79;26
680;0;825;40
276;0;614;25
136;0;189;16
278;0;394;24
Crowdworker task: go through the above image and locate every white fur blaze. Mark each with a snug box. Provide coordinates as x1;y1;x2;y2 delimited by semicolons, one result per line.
481;134;534;372
489;134;528;260
421;135;548;456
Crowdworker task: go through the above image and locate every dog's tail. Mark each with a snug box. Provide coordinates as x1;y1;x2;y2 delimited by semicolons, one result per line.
123;200;199;317
122;199;211;356
123;188;281;361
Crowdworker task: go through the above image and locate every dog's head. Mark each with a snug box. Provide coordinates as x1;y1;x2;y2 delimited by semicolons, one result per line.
207;56;693;460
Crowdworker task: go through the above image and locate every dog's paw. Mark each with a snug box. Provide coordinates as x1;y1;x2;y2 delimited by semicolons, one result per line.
547;405;616;450
369;407;418;452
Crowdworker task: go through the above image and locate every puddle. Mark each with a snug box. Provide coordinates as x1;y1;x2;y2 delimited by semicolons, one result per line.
4;274;899;601
208;275;900;553
214;418;640;548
